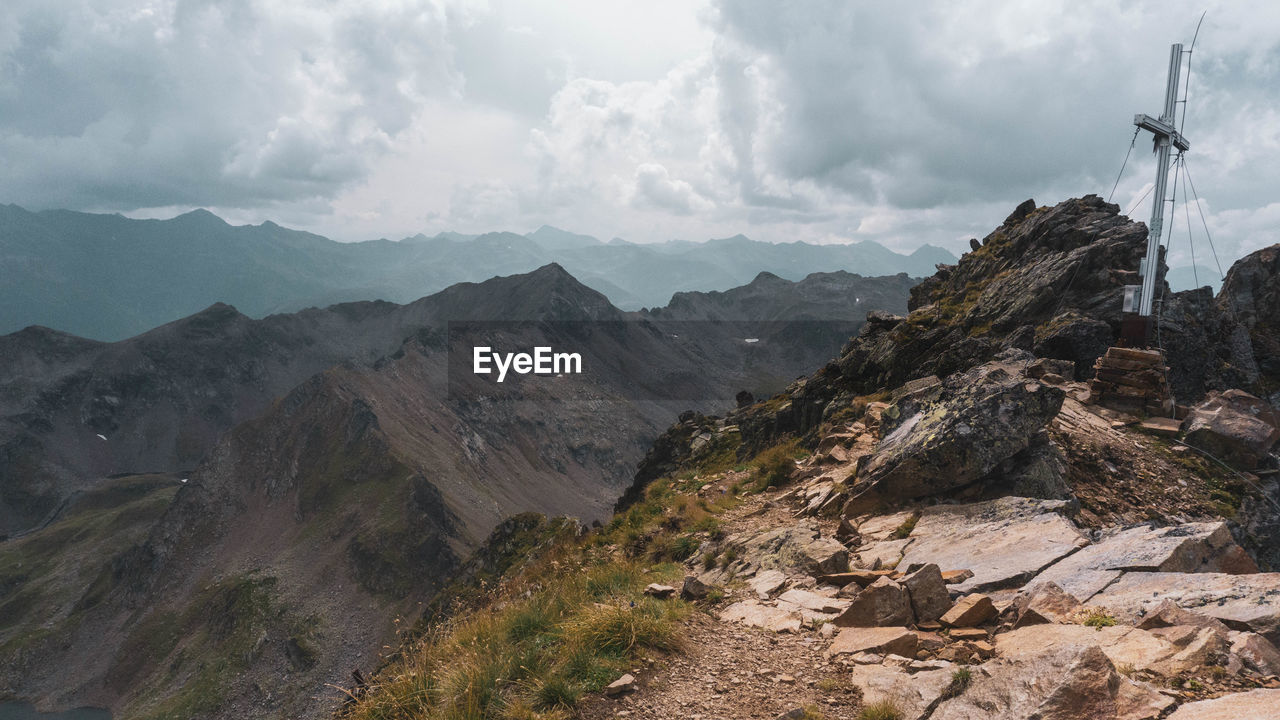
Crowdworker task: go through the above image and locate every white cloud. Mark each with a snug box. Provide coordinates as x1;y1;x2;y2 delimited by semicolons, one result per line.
2;0;1278;272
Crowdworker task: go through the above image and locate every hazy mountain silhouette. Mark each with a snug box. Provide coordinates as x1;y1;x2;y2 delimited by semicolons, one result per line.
0;204;953;340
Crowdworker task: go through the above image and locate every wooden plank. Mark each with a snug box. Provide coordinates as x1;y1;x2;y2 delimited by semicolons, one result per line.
1105;346;1166;363
1139;417;1183;436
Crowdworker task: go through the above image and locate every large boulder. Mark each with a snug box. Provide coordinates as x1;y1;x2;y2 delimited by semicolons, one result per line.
902;563;954;624
930;644;1174;720
1218;243;1280;404
833;576;914;627
848;663;956;719
844;354;1065;514
825;626;918;658
704;520;849;582
996;623;1230;676
896;498;1089;593
1010;581;1083;626
1088;572;1280;644
1031;521;1252;602
1165;688;1280;720
1182;389;1280;470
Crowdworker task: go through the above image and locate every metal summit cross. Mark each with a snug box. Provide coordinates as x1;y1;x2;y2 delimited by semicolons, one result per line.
1122;43;1191;344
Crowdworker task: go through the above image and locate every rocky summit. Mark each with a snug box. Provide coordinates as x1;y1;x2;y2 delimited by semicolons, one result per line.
328;196;1280;720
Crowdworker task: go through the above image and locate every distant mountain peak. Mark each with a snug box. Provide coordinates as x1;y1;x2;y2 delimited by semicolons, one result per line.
526;225;600;250
174;208;228;226
749;271;786;284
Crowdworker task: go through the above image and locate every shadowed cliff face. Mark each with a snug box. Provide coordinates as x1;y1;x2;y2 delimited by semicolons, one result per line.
0;264;913;718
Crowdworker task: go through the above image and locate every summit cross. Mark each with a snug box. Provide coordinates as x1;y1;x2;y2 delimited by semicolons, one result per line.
1129;43;1191;326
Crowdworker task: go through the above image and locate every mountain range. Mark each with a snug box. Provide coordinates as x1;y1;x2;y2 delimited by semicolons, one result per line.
0;263;914;718
0;204;954;341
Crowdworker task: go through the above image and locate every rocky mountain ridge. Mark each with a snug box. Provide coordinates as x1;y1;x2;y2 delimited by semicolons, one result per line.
337;195;1280;720
0;203;952;340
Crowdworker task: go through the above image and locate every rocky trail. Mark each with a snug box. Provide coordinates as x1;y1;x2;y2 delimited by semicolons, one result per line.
580;355;1280;720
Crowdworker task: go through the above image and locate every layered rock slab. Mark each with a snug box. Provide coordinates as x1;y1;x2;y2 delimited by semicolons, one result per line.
1032;521;1246;602
895;498;1088;593
1087;572;1280;643
929;644;1173;720
1164;688;1280;720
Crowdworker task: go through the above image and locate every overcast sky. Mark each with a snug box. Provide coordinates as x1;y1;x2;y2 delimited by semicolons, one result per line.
1;1;1277;271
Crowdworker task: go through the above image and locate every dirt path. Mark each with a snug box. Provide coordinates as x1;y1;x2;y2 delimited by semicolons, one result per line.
580;489;863;720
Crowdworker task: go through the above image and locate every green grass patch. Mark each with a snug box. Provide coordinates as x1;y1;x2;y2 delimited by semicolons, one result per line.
890;512;920;539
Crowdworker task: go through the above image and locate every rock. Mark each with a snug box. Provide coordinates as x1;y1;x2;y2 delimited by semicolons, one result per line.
948;628;988;641
643;583;677;599
1183;389;1280;470
848;664;955;718
777;588;850;615
825;626;918;658
1218;244;1280;398
720;601;802;633
843;357;1066;513
1134;599;1231;634
1229;631;1280;676
941;594;997;628
850;538;913;572
1031;521;1247;602
916;631;947;652
941;569;974;584
930;644;1175;720
605;673;637;697
749;569;788;600
818;569;896;588
722;521;850;579
997;623;1228;676
896;497;1088;593
1011;581;1082;627
853;510;920;541
1028;357;1077;380
968;639;996;659
1087;572;1280;643
1164;688;1280;719
1139;417;1183;436
833;576;915;627
902;563;954;624
680;575;710;600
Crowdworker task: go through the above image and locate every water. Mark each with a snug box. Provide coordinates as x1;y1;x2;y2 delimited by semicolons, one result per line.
0;702;110;720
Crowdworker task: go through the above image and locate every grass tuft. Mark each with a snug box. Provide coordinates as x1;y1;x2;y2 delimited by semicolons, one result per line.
856;700;903;720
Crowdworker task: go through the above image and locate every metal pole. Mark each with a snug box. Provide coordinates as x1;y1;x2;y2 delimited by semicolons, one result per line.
1139;44;1182;317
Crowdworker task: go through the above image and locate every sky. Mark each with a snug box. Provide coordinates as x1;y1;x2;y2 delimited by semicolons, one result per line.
1;1;1278;272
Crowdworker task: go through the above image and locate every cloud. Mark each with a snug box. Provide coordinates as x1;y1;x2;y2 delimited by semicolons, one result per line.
0;0;464;211
1;0;1278;269
632;162;711;214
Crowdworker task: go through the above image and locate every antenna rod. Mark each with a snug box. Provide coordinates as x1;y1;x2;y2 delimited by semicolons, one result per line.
1137;43;1183;318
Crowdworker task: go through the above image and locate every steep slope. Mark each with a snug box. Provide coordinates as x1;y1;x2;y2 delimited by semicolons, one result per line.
0;205;952;340
0;263;915;718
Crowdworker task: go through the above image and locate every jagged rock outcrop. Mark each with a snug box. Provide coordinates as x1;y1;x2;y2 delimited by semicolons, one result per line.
1182;389;1280;470
843;353;1065;514
1218;244;1280;407
728;198;1280;461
